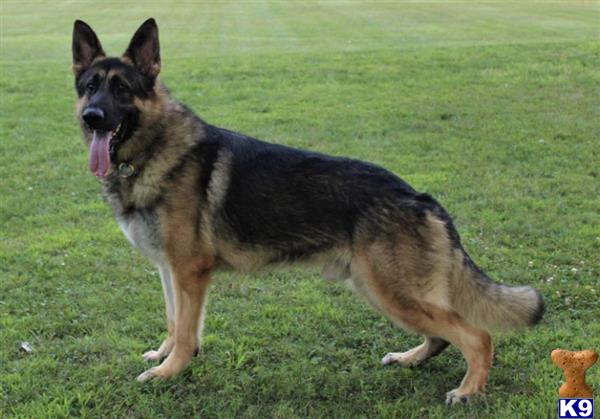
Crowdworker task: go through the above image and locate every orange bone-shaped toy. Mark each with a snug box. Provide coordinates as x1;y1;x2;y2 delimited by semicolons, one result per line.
551;348;598;398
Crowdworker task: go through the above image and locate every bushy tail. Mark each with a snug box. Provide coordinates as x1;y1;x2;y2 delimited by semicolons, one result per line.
450;254;545;332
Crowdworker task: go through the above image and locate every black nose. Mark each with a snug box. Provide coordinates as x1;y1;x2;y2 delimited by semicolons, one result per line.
82;107;105;129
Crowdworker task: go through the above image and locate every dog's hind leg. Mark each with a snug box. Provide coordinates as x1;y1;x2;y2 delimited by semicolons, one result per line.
137;262;211;381
142;264;175;362
351;253;493;404
381;336;449;366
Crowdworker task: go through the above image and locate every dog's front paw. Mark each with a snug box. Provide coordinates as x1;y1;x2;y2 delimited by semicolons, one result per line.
381;352;418;366
137;366;166;382
142;350;162;362
445;389;471;405
142;336;174;362
381;352;399;366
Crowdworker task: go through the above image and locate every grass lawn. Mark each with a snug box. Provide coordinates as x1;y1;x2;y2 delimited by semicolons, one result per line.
1;1;599;417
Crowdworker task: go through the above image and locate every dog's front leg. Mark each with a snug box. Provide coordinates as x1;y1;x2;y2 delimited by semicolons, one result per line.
142;264;176;361
137;265;211;381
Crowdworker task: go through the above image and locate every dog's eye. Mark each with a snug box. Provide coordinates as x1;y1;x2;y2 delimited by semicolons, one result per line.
86;82;96;93
117;82;128;92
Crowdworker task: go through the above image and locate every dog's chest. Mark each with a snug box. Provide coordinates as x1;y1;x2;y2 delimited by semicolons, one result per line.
117;209;165;263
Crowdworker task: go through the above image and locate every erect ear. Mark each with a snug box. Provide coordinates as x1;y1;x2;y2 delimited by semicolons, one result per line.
72;20;105;78
123;18;161;79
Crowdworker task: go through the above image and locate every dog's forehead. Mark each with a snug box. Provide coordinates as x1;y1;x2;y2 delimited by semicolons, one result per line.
89;57;136;79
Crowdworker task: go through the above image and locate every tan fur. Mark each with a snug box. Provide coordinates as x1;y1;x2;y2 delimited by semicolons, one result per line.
106;68;120;80
152;194;218;377
74;97;86;122
138;268;211;381
72;55;106;78
350;244;493;403
449;251;542;331
107;79;205;210
200;149;233;250
121;55;134;66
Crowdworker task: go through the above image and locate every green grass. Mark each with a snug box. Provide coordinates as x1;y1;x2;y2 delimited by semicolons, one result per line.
1;1;599;417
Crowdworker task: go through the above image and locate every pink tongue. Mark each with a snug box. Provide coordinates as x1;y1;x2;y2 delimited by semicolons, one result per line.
89;131;111;177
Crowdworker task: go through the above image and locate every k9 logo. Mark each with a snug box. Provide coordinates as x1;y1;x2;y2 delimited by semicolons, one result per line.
558;399;594;418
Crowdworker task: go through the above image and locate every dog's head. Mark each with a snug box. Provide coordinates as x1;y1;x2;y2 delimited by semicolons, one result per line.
72;18;162;177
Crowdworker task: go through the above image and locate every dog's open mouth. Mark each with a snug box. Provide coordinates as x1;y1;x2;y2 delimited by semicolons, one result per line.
88;123;123;177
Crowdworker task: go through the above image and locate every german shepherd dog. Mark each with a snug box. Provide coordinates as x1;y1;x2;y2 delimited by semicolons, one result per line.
72;18;544;404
